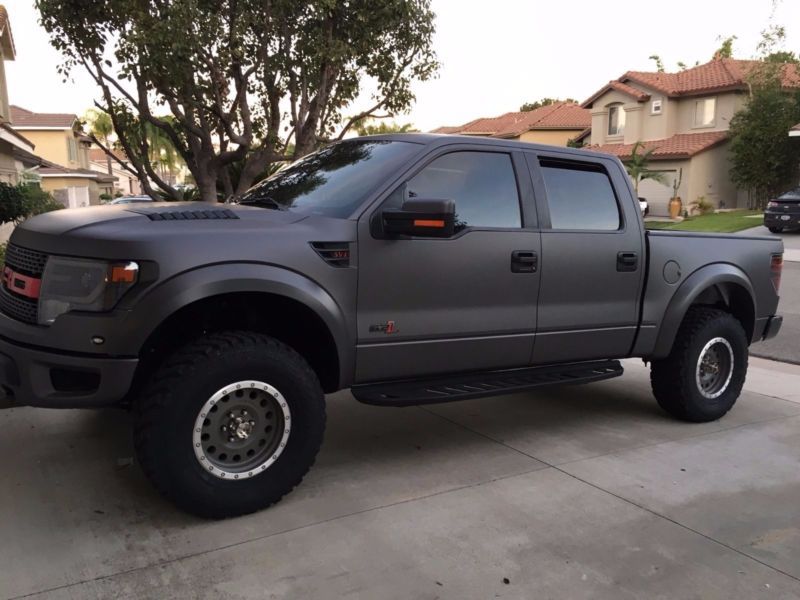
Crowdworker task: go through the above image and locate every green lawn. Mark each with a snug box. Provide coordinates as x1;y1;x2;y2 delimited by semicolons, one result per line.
645;210;763;233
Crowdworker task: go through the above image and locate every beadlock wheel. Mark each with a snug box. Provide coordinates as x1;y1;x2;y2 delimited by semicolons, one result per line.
192;380;291;480
695;337;734;400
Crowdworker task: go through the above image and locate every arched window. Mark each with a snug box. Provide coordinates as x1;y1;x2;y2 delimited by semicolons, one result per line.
607;104;626;136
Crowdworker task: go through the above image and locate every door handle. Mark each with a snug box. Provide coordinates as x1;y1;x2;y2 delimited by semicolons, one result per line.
617;251;638;272
511;250;538;273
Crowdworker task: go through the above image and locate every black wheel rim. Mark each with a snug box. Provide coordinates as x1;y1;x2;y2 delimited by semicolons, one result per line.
193;381;291;479
695;337;734;399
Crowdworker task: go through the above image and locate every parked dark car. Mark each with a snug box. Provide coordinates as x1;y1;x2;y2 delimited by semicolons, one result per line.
0;134;784;518
764;187;800;233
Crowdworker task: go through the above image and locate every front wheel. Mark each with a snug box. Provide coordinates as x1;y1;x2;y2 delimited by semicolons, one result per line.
134;331;326;518
768;226;784;234
650;307;748;422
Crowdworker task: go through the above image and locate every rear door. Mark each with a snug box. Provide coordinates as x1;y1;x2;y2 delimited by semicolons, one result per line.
526;152;646;364
355;145;541;383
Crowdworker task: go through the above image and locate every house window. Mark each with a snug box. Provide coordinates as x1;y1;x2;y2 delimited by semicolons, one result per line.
67;137;77;162
694;98;716;127
651;99;663;115
608;104;625;136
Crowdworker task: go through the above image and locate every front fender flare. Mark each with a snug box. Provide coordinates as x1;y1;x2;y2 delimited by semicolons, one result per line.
651;263;755;358
120;263;352;384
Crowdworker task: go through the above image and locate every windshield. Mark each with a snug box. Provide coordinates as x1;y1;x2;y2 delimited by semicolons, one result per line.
778;188;800;201
238;140;421;218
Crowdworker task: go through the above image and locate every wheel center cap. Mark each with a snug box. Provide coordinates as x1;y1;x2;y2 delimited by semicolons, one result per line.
232;417;253;440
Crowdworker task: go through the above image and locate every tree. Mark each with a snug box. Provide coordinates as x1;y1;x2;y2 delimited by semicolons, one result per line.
728;24;800;208
519;98;578;112
713;35;737;59
0;183;63;225
729;84;800;208
84;108;114;175
352;118;416;136
648;55;664;72
37;0;438;202
624;142;666;195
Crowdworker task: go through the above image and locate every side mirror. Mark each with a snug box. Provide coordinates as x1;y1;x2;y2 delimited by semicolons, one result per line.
381;198;456;238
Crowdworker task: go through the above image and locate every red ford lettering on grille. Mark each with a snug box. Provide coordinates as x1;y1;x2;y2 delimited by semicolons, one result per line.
2;266;42;299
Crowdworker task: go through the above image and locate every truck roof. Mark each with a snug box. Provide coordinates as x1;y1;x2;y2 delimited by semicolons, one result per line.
355;133;614;162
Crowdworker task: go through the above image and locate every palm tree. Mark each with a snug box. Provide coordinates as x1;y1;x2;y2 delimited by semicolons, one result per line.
143;121;180;186
625;141;666;195
84;108;114;175
353;118;416;136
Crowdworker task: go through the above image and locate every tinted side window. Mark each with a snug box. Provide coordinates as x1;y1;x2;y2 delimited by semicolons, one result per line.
404;151;521;231
539;160;621;231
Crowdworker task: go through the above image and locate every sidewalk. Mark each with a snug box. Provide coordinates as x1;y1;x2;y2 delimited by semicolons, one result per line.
1;357;799;598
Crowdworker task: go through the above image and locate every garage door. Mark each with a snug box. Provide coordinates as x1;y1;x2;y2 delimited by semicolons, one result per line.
638;172;675;217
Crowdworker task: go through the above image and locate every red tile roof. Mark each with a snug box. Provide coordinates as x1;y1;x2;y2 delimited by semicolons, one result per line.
587;131;728;160
432;102;590;138
583;58;800;108
792;123;800;132
582;81;651;107
10;105;78;128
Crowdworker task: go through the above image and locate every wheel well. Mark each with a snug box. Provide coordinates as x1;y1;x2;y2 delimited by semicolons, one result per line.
690;282;755;341
132;292;341;395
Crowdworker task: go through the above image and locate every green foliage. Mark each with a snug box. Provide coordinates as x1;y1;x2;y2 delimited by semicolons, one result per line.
714;35;737;59
624;142;667;195
729;66;800;208
519;98;578;112
353;118;416;136
0;183;63;225
690;196;715;215
566;137;584;149
648;55;664;72
645;210;761;233
0;243;5;265
36;0;439;202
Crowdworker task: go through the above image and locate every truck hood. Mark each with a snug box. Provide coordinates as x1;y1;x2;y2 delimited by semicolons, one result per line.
9;202;355;272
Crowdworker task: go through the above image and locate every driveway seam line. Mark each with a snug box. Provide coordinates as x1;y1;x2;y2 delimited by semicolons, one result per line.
419;406;800;584
6;464;548;600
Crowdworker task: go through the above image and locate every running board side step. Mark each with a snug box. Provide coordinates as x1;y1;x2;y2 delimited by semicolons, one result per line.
351;359;623;407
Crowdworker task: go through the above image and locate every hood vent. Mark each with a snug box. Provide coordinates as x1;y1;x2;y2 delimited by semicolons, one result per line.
128;205;239;221
311;242;351;268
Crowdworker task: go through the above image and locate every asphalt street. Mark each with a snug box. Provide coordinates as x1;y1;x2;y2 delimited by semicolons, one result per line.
740;226;800;364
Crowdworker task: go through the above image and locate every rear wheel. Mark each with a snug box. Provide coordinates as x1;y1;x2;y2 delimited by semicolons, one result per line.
650;307;748;422
134;331;325;518
768;226;784;233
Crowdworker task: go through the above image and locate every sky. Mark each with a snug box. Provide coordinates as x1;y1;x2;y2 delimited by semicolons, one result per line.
5;0;800;132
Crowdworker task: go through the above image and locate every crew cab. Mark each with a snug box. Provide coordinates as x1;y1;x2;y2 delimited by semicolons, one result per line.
0;134;784;518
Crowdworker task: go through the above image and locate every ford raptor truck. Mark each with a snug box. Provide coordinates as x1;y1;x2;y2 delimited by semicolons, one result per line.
0;135;783;518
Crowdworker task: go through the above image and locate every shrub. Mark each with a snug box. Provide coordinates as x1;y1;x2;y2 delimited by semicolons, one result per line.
690;196;715;215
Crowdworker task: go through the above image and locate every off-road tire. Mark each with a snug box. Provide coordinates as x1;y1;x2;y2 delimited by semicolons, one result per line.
768;226;784;234
134;331;325;518
650;307;748;423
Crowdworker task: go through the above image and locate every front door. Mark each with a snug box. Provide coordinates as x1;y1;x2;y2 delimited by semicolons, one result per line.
355;147;541;383
527;153;645;364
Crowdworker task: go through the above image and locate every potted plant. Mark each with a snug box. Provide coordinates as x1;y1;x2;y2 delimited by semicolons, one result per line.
669;169;683;219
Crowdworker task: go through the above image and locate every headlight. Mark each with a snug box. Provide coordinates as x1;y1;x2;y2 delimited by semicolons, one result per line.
767;201;778;209
38;257;139;325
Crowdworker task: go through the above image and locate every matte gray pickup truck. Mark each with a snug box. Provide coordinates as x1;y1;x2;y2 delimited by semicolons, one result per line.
0;134;784;518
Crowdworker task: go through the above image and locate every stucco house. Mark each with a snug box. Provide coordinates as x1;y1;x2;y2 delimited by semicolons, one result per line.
0;5;40;184
9;105;115;207
582;58;800;216
89;147;143;196
432;102;590;146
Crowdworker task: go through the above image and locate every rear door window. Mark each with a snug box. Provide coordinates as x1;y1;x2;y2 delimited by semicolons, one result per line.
539;159;621;231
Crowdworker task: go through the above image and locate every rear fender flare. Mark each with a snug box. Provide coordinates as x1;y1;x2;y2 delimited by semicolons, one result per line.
652;263;755;358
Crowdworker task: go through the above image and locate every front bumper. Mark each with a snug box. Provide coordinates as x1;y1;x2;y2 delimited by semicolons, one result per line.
0;335;138;409
764;212;800;228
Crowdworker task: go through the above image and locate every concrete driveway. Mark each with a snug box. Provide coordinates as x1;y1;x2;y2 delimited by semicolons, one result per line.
2;358;800;599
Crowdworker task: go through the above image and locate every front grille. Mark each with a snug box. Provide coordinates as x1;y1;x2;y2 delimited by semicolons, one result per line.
1;243;47;324
5;244;48;276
